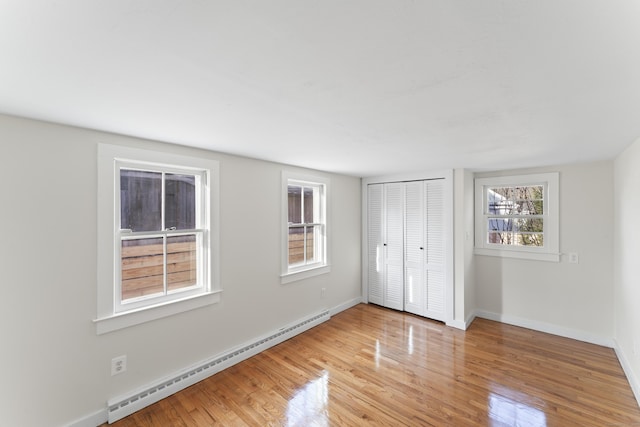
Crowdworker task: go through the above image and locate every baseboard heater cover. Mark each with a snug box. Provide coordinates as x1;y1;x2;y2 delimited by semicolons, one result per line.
107;309;331;423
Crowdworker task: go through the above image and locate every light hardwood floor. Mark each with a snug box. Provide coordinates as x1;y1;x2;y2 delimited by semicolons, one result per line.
103;304;640;426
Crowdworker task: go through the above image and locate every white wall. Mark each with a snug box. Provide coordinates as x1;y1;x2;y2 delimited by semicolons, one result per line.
474;161;615;345
453;169;475;327
614;137;640;401
0;114;362;427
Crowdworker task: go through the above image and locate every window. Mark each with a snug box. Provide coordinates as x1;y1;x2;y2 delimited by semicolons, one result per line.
475;172;559;262
117;164;205;312
281;172;330;283
96;144;220;334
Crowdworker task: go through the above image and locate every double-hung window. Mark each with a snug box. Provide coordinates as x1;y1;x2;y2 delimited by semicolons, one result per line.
281;172;330;283
96;144;220;334
475;172;559;262
117;163;206;312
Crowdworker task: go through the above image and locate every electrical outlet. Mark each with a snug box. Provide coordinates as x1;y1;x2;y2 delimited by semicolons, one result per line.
568;253;579;264
111;355;127;376
321;288;326;298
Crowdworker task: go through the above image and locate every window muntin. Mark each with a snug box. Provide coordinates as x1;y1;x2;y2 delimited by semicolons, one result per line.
475;173;559;262
281;172;330;283
486;185;545;247
115;162;208;313
287;181;324;269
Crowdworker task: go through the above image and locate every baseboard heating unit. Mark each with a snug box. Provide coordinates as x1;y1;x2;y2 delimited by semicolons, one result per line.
107;309;331;423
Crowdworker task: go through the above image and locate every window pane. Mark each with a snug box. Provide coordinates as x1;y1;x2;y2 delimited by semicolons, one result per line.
121;237;164;301
167;235;198;292
120;169;162;231
288;186;302;224
488;186;543;215
165;174;196;230
513;185;543;215
517;233;544;246
488;232;514;245
306;225;317;263
516;218;543;233
288;227;304;265
488;232;544;247
491;187;515;199
488;218;513;232
513;198;543;215
488;218;543;233
304;187;314;223
488;188;515;215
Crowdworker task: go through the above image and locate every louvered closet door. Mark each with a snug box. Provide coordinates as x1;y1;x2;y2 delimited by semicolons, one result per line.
367;184;384;306
383;182;405;311
404;181;425;316
424;179;446;321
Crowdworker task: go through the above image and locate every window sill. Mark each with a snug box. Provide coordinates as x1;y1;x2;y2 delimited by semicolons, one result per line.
281;265;330;284
94;291;222;335
474;247;560;262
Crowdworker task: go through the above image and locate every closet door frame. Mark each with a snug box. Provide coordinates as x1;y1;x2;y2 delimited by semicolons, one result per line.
362;169;454;327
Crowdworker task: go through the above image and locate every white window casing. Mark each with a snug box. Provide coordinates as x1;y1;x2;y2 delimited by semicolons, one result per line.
474;172;559;262
95;144;221;334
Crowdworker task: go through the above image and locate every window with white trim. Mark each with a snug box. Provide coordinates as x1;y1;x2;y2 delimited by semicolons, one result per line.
475;172;559;262
117;163;206;312
281;172;330;283
96;144;220;334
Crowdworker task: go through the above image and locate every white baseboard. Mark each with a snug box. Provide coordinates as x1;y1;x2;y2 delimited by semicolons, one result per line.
613;339;640;407
447;312;477;331
107;309;331;423
474;310;614;348
471;311;639;409
66;408;107;427
446;319;466;330
70;303;626;426
330;296;362;316
69;299;361;426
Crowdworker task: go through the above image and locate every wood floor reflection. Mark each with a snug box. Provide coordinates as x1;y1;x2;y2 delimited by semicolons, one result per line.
104;304;640;426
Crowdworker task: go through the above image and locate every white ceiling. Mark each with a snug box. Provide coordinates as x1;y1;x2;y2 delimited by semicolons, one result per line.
1;1;640;177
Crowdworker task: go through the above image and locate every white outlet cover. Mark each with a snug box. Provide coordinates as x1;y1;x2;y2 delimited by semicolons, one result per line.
111;355;127;376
